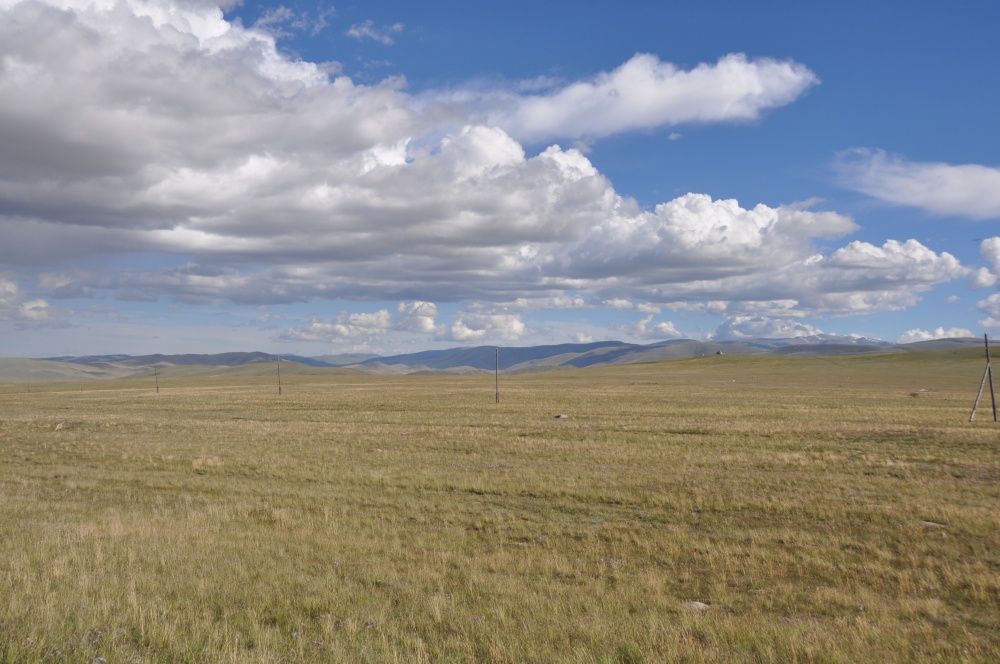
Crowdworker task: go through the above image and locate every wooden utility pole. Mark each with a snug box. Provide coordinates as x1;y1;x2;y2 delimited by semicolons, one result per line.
153;367;159;394
988;334;997;422
970;334;997;422
276;357;282;396
495;348;500;403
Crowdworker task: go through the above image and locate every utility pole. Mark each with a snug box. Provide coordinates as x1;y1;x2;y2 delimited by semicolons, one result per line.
970;334;997;422
987;334;997;422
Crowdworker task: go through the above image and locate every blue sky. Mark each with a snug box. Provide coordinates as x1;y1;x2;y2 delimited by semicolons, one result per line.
2;0;999;357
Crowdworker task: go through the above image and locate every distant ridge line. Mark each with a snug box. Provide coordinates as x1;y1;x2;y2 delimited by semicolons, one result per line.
14;336;982;381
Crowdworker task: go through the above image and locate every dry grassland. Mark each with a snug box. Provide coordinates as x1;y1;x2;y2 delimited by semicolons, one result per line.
0;351;998;662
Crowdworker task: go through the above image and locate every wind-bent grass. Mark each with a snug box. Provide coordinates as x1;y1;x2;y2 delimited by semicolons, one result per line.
0;351;998;662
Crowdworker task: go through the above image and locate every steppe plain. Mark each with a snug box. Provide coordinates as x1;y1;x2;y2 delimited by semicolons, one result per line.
0;350;997;662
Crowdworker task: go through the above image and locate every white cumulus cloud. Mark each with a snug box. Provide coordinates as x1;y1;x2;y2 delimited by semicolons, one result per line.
836;149;1000;220
493;53;819;144
0;277;56;323
713;316;823;340
896;327;974;343
612;315;683;341
346;19;404;45
0;278;18;309
18;299;53;321
969;267;998;289
981;237;1000;272
977;294;1000;329
549;194;858;285
277;309;393;342
444;313;527;342
395;301;439;333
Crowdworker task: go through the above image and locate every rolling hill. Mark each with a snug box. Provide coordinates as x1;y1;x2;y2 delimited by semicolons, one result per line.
0;336;985;382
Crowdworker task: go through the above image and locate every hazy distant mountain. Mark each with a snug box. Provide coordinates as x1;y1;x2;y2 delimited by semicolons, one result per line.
312;353;381;366
358;341;628;372
43;352;336;368
769;343;891;356
0;358;137;382
894;337;983;351
6;335;983;382
343;335;981;374
778;333;891;346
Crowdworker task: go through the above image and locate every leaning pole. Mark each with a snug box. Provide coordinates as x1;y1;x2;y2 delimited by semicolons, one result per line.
988;334;997;421
970;334;997;422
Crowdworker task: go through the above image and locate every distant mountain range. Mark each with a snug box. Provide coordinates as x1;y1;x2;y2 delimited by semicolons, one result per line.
0;335;979;382
348;336;982;374
42;351;335;368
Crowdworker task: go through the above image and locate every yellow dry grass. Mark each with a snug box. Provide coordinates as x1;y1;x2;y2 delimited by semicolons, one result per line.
0;351;997;662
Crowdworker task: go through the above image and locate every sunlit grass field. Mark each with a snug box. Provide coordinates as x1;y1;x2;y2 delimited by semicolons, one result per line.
1;351;998;662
